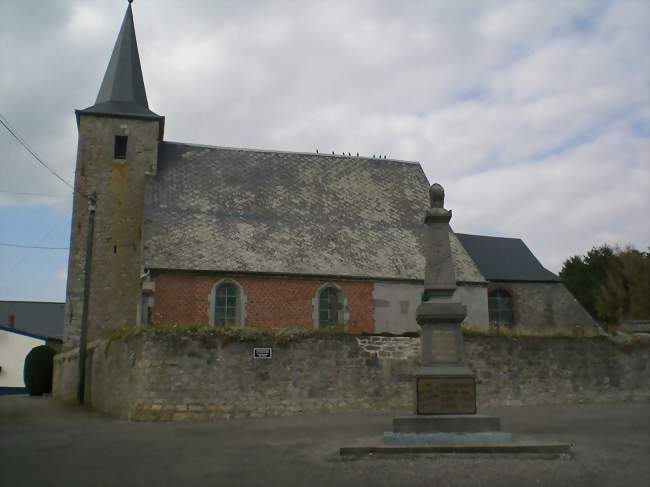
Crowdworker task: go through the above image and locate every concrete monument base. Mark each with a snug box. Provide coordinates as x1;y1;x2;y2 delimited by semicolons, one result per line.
342;410;571;456
393;414;501;433
383;414;512;446
339;443;572;456
383;432;513;446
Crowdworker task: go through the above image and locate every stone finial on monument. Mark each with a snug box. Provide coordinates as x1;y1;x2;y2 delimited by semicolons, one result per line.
415;183;476;415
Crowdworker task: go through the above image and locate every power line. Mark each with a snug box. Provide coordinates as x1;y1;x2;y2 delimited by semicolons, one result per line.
0;189;67;198
3;220;65;287
0;242;69;250
0;112;74;191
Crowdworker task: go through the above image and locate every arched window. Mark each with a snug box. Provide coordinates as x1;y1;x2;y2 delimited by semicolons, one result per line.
210;280;246;326
488;289;513;327
318;286;344;326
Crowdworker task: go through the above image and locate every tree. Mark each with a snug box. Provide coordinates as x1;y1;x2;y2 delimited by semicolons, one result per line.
23;345;56;396
595;246;650;323
560;244;615;321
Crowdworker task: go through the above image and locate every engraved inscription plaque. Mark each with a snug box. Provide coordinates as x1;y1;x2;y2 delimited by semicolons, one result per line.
417;376;476;414
430;327;460;363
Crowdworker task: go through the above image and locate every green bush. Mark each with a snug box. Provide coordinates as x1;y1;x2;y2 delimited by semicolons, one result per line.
23;345;56;396
106;323;350;345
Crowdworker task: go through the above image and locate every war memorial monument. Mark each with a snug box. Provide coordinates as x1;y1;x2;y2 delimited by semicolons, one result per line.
341;184;571;455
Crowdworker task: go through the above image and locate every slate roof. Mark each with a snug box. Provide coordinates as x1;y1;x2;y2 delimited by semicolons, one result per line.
143;142;486;283
0;301;64;340
455;234;559;282
78;3;161;121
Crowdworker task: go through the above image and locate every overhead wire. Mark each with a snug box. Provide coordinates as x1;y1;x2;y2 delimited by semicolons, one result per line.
2;220;65;288
0;220;67;300
0;242;69;250
0;189;68;198
0;112;77;264
0;112;75;191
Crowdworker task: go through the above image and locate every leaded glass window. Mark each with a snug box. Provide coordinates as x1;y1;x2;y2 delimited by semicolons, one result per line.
488;289;513;327
215;283;238;326
319;287;341;326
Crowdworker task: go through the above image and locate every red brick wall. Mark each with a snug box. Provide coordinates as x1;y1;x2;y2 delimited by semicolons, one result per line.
151;271;374;334
339;281;374;334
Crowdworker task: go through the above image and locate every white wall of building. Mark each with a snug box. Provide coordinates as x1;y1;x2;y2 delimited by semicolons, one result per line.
372;282;489;334
0;329;45;390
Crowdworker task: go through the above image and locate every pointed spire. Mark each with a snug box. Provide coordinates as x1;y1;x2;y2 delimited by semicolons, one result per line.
80;1;161;120
95;2;147;107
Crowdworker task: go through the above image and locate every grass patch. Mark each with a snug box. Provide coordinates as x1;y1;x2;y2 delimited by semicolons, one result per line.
461;323;605;339
606;331;650;351
105;325;147;342
105;323;619;344
104;323;348;345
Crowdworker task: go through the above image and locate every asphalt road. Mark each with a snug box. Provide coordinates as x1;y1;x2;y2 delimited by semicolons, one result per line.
1;397;648;487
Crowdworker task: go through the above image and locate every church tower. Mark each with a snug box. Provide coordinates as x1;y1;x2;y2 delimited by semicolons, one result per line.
63;1;164;349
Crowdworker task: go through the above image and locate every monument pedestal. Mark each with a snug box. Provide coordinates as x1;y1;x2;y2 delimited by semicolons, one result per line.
414;301;476;416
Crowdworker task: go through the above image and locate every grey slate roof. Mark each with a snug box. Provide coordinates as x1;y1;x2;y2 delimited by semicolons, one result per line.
79;4;161;120
455;234;559;282
143;142;485;283
0;301;64;340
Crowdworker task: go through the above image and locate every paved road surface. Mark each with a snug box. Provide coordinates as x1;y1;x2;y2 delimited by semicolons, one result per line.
1;397;648;487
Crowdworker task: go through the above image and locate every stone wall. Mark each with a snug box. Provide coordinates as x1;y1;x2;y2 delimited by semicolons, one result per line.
53;333;650;420
488;282;601;335
63;115;161;349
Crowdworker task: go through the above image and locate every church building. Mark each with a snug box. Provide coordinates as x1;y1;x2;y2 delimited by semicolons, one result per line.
63;3;599;350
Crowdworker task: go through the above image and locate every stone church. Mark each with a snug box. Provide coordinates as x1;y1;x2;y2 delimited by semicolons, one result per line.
63;3;599;350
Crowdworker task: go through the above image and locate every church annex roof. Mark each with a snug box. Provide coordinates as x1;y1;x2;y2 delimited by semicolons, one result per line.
455;233;560;282
78;3;161;121
0;301;64;340
143;142;486;283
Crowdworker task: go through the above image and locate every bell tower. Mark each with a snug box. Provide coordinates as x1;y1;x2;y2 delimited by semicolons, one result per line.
63;1;164;349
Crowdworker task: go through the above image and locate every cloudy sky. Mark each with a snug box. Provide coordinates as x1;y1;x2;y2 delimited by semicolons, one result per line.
1;0;648;302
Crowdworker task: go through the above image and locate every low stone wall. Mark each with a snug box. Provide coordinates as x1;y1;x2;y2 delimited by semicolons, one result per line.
53;334;650;421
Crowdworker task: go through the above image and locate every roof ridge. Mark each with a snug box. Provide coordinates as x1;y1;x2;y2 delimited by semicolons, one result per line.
160;140;422;166
0;325;48;341
456;232;523;241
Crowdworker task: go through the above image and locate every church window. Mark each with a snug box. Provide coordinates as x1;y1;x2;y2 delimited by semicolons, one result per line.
488;289;514;327
318;286;343;326
215;283;239;326
114;135;128;159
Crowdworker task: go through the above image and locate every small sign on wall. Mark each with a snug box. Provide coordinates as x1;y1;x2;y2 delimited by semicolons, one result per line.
253;347;272;359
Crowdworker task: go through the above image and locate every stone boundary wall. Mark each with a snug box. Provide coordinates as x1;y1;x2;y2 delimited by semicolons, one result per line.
53;334;650;421
356;336;420;360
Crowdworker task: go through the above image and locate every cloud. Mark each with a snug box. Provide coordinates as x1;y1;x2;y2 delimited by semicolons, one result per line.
56;266;67;283
450;129;650;271
0;0;648;299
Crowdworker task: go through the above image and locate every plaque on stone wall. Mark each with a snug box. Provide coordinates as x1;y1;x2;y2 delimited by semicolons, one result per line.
416;376;476;414
253;347;272;359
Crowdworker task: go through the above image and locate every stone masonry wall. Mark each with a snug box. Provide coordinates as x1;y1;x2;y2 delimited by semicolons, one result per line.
63;115;161;349
53;334;650;420
488;282;601;335
151;271;374;334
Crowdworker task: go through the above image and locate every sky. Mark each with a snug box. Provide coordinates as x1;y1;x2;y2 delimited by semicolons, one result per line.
0;0;648;302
